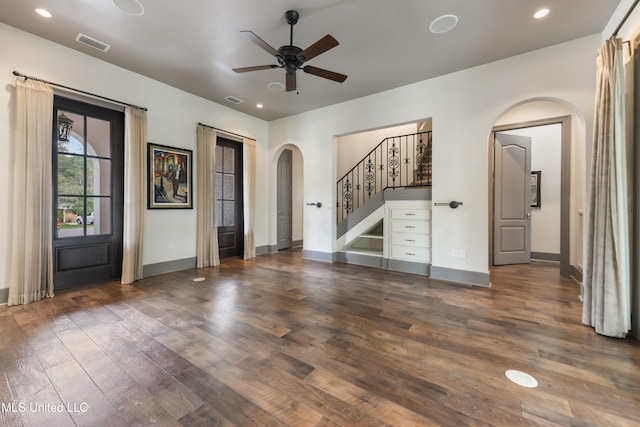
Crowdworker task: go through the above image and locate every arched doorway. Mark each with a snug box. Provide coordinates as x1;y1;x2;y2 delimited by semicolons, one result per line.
489;99;587;281
277;149;292;250
274;145;304;252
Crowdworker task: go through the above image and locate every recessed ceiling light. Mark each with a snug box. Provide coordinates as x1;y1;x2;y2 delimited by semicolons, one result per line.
256;104;264;109
35;9;52;18
534;8;549;19
429;14;459;34
113;0;145;16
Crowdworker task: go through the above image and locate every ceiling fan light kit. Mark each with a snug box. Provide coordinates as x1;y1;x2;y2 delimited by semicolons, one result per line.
233;10;347;92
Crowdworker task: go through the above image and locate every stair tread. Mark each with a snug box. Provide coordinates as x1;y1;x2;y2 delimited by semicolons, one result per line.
340;248;383;256
360;234;383;239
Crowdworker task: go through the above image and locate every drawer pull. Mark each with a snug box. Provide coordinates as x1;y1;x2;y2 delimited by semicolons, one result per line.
405;213;416;216
405;252;416;256
405;225;415;229
406;239;415;242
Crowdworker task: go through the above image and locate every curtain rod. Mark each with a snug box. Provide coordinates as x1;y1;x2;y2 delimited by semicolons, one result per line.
612;0;640;37
12;71;147;111
198;122;256;141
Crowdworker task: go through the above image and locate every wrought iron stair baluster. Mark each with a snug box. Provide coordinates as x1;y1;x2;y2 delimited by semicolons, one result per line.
336;131;432;224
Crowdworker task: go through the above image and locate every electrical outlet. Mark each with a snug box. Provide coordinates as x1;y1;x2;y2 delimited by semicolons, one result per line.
459;249;466;259
451;249;459;258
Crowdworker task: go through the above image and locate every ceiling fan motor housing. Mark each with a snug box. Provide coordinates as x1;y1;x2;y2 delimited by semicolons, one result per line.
278;45;304;74
232;9;347;91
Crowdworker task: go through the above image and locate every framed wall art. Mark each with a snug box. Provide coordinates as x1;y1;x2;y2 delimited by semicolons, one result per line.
148;143;192;209
531;170;541;208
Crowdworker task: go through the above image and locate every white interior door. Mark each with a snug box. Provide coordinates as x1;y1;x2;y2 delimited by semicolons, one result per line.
493;133;532;265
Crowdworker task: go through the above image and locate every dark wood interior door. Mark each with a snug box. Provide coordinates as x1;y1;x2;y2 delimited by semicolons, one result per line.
52;96;124;290
216;137;244;259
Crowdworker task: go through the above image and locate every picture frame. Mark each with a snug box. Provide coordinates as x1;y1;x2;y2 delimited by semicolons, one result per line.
148;143;192;209
531;170;541;208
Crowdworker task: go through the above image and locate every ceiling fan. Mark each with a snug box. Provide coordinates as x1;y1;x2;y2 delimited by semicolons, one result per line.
233;10;347;92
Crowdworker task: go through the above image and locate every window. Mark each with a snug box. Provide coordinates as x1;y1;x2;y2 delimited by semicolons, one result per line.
216;145;237;227
55;111;112;238
215;138;243;258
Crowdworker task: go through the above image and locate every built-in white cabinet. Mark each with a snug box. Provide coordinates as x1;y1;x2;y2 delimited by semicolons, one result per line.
384;200;431;264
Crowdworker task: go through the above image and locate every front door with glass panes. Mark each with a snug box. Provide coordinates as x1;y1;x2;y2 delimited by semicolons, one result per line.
216;137;244;259
53;96;124;290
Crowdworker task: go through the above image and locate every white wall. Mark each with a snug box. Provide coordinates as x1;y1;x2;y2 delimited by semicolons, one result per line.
603;0;640;41
268;35;600;280
500;124;562;255
0;23;604;289
0;23;269;290
336;123;418;179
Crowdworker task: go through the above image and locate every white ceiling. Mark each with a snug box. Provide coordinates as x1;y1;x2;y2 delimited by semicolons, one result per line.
0;0;622;121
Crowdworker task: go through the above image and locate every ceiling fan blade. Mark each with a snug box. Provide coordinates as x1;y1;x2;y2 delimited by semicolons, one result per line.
297;35;339;62
233;65;280;73
240;30;281;57
303;66;347;83
286;72;296;92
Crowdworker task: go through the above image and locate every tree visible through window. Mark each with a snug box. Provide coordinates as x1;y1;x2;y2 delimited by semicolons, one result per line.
55;111;112;238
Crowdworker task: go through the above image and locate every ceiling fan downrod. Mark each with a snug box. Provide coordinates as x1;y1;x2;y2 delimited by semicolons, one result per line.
285;10;299;46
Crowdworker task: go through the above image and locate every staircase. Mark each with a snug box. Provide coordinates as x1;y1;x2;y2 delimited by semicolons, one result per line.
336;131;432;270
337;131;431;225
336;187;431;270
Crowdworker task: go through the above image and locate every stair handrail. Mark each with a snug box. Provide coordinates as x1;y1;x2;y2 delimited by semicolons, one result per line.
336;131;431;224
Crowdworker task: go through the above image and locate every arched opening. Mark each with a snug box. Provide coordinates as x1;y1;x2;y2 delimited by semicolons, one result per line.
273;144;304;251
489;98;587;284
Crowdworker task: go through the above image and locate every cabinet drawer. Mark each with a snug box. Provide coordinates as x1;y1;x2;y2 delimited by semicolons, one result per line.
391;220;430;234
390;245;431;262
391;233;430;247
391;208;430;220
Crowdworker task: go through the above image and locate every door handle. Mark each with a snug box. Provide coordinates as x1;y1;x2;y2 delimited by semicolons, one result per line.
526;212;531;219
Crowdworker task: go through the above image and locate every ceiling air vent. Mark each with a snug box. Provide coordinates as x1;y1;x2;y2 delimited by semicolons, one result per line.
224;95;244;104
75;33;111;52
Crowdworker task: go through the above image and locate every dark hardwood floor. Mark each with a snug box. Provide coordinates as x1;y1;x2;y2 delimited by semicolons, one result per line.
1;250;639;426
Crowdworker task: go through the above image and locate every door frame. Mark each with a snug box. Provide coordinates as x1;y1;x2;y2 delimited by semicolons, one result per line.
52;96;124;290
489;115;571;275
216;136;244;259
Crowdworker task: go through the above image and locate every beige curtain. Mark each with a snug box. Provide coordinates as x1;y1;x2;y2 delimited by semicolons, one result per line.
243;138;256;260
196;126;220;267
582;37;631;338
7;78;54;305
121;107;147;284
